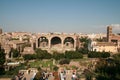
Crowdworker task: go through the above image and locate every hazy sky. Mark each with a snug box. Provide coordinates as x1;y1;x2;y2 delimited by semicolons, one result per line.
0;0;120;33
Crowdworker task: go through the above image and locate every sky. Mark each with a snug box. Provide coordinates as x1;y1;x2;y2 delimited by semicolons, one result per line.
0;0;120;33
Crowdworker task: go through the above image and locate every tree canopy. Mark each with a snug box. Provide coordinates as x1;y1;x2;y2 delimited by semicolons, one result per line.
52;52;64;60
78;37;89;54
35;48;52;60
65;51;83;59
0;48;5;66
95;54;120;80
88;51;110;58
9;48;20;58
0;48;5;75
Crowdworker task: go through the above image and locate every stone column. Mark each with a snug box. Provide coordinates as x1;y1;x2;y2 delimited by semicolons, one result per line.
36;39;38;48
11;52;13;59
74;38;77;50
48;39;51;49
31;42;33;48
6;53;9;59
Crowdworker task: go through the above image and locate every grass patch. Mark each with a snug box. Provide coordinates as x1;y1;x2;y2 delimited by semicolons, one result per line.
29;60;54;68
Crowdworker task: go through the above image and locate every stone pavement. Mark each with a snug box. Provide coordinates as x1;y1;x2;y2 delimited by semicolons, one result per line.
66;73;72;80
23;72;55;80
23;73;34;80
23;71;74;80
48;75;54;80
0;78;11;80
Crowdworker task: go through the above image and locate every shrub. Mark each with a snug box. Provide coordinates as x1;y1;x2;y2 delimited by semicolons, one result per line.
59;59;70;65
88;51;110;58
52;52;65;60
33;71;43;80
65;51;83;59
23;54;36;60
53;66;59;71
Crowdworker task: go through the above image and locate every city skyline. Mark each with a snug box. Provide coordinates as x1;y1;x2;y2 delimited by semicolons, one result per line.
0;0;120;33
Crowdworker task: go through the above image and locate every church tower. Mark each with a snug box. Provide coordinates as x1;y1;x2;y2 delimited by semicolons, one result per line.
107;26;112;42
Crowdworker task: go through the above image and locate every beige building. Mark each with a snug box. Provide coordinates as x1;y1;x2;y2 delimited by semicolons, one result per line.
0;32;82;56
22;47;34;55
1;40;27;58
88;40;118;53
88;25;120;53
31;32;80;53
8;40;26;52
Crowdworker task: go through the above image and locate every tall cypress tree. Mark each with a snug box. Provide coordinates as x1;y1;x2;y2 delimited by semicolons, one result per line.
0;47;5;75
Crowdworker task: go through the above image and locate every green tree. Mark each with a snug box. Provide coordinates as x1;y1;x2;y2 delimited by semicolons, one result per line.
52;52;64;60
78;37;89;54
59;59;70;65
0;48;5;65
95;38;104;42
112;53;120;62
10;48;20;58
53;65;59;71
43;51;52;59
88;51;110;58
101;52;110;58
35;48;44;59
84;69;93;80
0;48;5;75
65;51;83;59
88;51;100;58
35;48;52;60
23;54;36;60
95;55;120;80
33;70;43;80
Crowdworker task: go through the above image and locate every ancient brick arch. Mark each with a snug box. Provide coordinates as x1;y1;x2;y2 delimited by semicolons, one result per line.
38;36;49;48
63;37;74;48
35;33;78;53
51;36;62;45
64;37;74;43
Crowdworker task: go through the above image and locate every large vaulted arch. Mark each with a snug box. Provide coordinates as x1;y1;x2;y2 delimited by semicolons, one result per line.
64;37;74;48
51;36;62;48
38;36;48;47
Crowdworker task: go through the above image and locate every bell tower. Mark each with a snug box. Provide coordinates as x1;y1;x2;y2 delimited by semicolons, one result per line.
107;26;112;42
